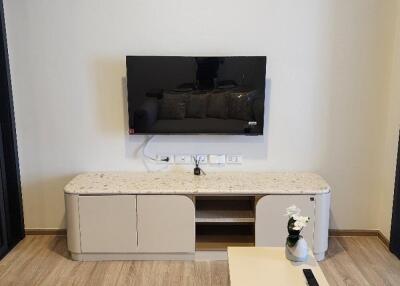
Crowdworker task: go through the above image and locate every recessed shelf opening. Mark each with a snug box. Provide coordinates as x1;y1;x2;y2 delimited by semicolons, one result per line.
195;196;256;251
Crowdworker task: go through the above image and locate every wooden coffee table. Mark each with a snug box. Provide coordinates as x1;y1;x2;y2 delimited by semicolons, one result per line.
228;247;329;286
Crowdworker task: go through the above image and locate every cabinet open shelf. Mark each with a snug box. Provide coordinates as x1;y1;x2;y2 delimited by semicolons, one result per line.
195;223;255;251
195;209;255;223
196;234;255;251
195;196;255;223
195;196;255;251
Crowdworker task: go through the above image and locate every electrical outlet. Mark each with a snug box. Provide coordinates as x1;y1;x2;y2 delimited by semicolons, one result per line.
156;155;174;164
192;155;208;164
209;154;226;165
226;155;242;164
174;155;192;164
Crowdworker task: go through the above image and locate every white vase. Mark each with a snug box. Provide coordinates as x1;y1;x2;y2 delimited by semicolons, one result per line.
285;236;308;262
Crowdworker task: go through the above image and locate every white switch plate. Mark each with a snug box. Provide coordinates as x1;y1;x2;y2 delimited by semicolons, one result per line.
226;155;242;164
209;154;226;164
174;155;192;164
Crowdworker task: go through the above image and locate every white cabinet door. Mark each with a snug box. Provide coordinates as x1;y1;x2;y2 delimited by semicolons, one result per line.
79;195;137;253
255;195;315;247
137;195;195;253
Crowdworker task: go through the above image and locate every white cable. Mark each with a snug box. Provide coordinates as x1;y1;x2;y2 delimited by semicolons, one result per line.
141;135;169;172
143;135;157;161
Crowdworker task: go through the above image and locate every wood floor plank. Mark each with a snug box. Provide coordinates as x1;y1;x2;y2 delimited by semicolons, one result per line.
0;236;57;285
319;237;370;286
114;261;139;286
164;261;193;286
210;261;229;286
0;235;400;285
366;237;400;284
337;236;400;286
194;261;211;286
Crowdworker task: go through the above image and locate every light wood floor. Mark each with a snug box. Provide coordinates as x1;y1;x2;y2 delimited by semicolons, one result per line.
0;235;399;285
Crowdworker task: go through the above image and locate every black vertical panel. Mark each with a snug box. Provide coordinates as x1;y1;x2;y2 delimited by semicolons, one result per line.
0;0;25;256
0;125;9;258
390;131;400;258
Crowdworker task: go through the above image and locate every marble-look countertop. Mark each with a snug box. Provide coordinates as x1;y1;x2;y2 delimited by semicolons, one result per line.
64;171;330;195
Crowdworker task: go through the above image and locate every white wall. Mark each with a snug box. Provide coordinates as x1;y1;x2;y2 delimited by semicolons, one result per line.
376;2;400;240
3;0;397;230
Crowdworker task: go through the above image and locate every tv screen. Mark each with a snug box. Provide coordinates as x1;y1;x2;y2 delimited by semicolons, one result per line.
126;56;266;135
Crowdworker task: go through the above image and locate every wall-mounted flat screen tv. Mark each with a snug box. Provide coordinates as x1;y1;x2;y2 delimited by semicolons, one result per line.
126;56;266;135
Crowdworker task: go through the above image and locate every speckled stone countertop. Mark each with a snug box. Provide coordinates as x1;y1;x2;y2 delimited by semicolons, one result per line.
64;171;330;195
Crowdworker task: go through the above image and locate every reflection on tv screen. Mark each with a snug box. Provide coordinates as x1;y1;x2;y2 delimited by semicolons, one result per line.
126;56;266;135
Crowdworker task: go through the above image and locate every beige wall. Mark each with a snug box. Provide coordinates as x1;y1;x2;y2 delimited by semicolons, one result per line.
3;0;398;230
376;2;400;240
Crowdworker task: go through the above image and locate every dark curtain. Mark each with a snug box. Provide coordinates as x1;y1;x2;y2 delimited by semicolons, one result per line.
390;131;400;258
0;0;25;259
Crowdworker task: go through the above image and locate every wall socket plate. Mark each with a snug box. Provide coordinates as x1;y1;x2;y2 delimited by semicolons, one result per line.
208;154;226;165
157;154;240;165
174;155;192;164
226;155;242;164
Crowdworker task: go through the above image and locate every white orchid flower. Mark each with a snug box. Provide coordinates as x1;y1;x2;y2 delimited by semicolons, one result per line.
292;215;310;224
285;205;301;217
293;220;307;230
286;205;310;232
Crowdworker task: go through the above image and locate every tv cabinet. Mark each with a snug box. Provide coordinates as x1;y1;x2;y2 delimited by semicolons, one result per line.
64;172;330;261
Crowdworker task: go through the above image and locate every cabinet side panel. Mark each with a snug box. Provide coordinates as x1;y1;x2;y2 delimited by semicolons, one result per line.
65;194;81;253
255;195;315;247
313;192;331;255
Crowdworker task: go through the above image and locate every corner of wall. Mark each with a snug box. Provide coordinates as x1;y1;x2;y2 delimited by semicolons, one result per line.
374;0;400;240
